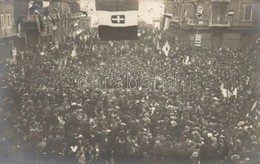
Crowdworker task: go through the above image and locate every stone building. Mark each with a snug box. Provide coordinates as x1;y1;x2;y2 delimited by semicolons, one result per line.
164;0;260;49
0;0;17;63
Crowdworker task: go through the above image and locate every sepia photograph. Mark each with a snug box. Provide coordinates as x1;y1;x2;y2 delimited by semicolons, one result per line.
0;0;259;163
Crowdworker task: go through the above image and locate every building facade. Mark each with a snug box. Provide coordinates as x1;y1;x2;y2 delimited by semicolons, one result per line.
165;0;260;49
13;0;87;49
0;0;17;63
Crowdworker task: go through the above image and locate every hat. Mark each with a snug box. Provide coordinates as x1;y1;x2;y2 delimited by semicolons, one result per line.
231;154;240;160
238;121;245;126
170;121;177;127
192;151;199;158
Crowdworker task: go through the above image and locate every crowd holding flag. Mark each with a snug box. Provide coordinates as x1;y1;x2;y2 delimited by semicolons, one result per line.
96;0;139;40
162;41;170;57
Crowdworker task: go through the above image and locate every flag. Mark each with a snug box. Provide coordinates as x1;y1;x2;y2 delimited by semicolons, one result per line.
71;45;77;57
226;10;234;16
162;41;170;57
53;7;61;20
163;13;172;30
232;87;238;99
251;101;257;112
184;56;191;65
156;41;160;50
96;0;139;40
220;83;232;98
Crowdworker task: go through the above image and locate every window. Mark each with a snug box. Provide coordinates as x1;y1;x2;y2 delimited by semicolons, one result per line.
0;14;4;29
211;4;228;21
244;5;253;20
7;14;11;28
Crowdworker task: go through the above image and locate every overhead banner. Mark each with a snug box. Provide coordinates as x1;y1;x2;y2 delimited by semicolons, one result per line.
96;0;139;41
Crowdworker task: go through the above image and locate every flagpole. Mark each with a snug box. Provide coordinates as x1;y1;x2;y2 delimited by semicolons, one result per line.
238;0;241;20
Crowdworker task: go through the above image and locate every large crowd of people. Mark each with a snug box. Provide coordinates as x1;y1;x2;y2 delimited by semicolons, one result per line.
0;23;259;164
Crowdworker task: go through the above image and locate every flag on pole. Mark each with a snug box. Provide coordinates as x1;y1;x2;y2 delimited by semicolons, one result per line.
220;83;233;98
251;101;257;112
184;56;191;65
156;41;160;50
96;0;139;40
162;41;170;57
226;10;234;16
232;87;238;99
71;45;77;57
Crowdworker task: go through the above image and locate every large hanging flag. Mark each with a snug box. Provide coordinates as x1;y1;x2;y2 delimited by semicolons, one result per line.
163;13;172;31
96;0;139;40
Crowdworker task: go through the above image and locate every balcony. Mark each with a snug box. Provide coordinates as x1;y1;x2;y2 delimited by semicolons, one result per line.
0;27;17;38
186;19;209;26
209;20;231;27
67;13;86;19
231;20;255;27
172;16;184;23
211;0;231;2
187;19;197;26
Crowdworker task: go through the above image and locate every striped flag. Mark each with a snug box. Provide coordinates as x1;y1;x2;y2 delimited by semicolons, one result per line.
96;0;139;40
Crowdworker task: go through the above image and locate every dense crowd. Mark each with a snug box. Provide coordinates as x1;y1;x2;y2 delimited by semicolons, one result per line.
0;23;259;164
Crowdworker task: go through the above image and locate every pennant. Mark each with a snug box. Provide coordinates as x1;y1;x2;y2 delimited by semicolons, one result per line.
96;0;139;40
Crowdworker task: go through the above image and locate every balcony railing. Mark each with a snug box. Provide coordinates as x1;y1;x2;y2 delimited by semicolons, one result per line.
211;0;231;2
231;20;255;27
172;16;184;23
208;20;231;27
67;13;86;19
20;15;37;22
186;19;258;28
186;19;209;26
